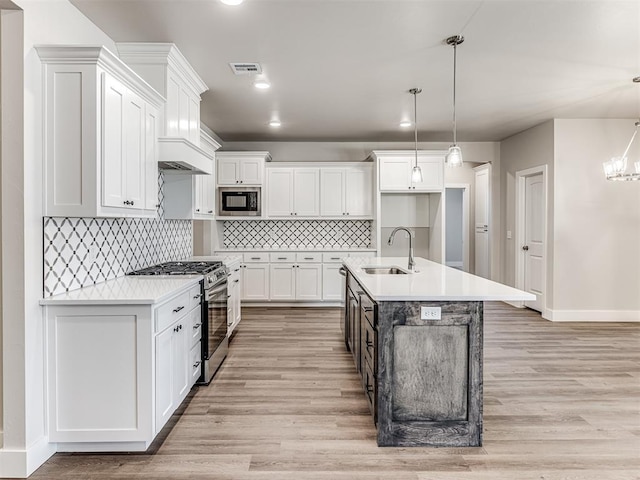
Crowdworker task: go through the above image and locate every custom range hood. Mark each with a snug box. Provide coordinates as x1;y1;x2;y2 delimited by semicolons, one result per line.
117;43;213;175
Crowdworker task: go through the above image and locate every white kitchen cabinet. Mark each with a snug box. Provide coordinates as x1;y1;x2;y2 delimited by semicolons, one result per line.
43;280;201;451
162;129;220;220
373;151;444;192
227;265;242;335
241;254;270;301
269;262;322;301
320;166;373;217
216;152;270;185
322;263;345;301
37;46;164;218
266;167;320;217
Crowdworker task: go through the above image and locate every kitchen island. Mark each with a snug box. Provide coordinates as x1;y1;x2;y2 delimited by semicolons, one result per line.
342;256;534;448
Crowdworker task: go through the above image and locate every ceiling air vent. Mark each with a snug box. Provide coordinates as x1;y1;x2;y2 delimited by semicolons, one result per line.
229;62;262;75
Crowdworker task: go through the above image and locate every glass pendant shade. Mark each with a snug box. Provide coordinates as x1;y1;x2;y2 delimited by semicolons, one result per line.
446;145;463;167
411;165;423;182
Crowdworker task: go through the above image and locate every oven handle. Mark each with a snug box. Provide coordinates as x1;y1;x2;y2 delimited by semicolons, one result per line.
207;281;228;298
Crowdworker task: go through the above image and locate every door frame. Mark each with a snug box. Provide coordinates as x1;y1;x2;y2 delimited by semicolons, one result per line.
515;165;548;314
444;183;470;272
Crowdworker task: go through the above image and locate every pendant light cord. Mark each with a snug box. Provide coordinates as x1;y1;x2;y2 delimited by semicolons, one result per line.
414;90;418;167
452;41;457;146
621;121;640;159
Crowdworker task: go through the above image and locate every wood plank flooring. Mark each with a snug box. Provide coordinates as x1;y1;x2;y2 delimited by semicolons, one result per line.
30;303;640;479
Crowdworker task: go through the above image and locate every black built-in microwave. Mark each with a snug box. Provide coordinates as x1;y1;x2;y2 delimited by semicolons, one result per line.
218;187;261;216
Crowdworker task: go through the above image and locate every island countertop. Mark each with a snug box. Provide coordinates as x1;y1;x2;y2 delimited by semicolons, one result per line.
343;256;536;302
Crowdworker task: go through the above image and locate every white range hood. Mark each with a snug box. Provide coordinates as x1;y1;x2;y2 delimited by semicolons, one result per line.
158;138;213;174
117;43;213;175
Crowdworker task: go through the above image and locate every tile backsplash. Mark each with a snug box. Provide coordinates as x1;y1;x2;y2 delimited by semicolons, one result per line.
43;173;192;297
222;219;373;249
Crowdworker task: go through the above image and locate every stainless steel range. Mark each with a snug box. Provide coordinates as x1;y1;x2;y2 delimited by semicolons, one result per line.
128;261;229;384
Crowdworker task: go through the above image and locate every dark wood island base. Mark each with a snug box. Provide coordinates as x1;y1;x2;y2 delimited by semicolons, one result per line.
344;270;483;447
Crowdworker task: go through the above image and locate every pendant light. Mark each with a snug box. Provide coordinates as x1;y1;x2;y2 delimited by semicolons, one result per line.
445;35;464;167
603;119;640;181
409;88;423;183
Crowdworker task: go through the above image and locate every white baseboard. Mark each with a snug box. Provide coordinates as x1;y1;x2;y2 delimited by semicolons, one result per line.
546;309;640;322
0;437;56;478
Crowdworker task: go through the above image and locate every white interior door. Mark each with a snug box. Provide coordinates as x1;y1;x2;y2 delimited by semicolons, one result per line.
474;166;491;278
523;173;545;311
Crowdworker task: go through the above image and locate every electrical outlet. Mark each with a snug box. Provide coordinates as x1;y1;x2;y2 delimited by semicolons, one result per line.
507;230;512;239
421;306;441;320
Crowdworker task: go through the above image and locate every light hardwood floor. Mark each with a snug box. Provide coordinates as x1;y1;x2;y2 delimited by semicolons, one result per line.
30;303;640;479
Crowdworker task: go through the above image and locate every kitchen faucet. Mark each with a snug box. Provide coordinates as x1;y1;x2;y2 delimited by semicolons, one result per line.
387;226;415;271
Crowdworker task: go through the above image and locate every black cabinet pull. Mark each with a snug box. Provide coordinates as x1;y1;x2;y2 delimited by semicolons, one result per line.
363;306;373;312
172;305;185;313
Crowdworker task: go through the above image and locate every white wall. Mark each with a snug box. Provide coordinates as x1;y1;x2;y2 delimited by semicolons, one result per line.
1;1;116;477
552;119;640;318
500;120;555;310
445;188;463;266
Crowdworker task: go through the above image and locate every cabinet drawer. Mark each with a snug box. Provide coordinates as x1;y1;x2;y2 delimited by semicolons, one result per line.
189;283;203;311
296;252;322;263
155;290;190;333
244;252;270;263
189;306;202;348
189;343;202;386
270;252;296;262
362;316;377;374
322;252;348;263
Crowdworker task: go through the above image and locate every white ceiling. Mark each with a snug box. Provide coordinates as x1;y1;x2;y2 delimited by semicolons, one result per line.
70;0;640;142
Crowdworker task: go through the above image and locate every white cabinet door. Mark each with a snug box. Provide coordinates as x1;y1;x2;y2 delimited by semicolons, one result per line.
322;264;344;301
172;319;189;403
413;156;444;192
267;168;294;216
345;167;372;216
203;173;215;216
217;158;240;185
296;264;322;300
165;73;181;137
270;264;296;300
178;87;190;140
293;168;320;216
102;74;127;208
144;105;159;211
379;157;411;191
124;92;145;209
240;159;263;185
320;169;345;216
242;264;270;301
155;325;174;431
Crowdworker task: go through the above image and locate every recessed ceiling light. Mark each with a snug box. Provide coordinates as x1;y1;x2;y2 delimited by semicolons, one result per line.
400;121;412;128
220;0;243;5
269;120;281;127
254;79;271;89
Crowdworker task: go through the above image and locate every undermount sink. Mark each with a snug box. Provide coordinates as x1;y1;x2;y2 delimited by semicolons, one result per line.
362;266;408;275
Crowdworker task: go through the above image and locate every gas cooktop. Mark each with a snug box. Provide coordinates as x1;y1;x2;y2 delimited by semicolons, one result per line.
128;261;224;276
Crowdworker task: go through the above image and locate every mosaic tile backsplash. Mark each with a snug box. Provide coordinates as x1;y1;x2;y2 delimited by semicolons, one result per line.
43;173;192;297
222;220;373;249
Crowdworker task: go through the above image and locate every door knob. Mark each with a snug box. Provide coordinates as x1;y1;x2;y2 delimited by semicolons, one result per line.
522;245;529;251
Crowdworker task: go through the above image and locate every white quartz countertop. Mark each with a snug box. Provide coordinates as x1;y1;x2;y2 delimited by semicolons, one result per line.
344;257;536;302
40;276;202;306
187;255;242;267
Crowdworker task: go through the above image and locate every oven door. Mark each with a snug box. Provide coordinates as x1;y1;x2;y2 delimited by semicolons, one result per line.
206;280;228;360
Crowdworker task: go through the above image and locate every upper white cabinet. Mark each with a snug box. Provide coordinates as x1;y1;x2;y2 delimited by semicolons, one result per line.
216;152;270;185
266;167;320;217
163;128;220;220
37;46;164;218
117;43;213;175
320;165;373;217
373;151;445;192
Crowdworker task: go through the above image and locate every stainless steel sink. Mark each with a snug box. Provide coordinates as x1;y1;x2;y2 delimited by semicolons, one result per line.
362;267;408;275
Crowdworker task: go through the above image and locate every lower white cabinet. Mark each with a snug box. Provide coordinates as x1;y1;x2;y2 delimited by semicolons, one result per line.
43;281;201;451
269;263;322;301
322;264;345;301
241;253;270;301
227;264;242;335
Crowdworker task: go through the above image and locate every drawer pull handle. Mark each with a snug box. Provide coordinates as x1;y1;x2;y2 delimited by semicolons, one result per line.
363;306;373;312
227;295;232;298
234;268;240;272
193;323;201;329
304;257;313;260
331;257;340;260
193;294;202;299
234;279;239;283
366;341;374;349
173;306;185;313
366;386;374;393
193;361;201;368
251;257;260;260
278;257;287;260
173;324;183;332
